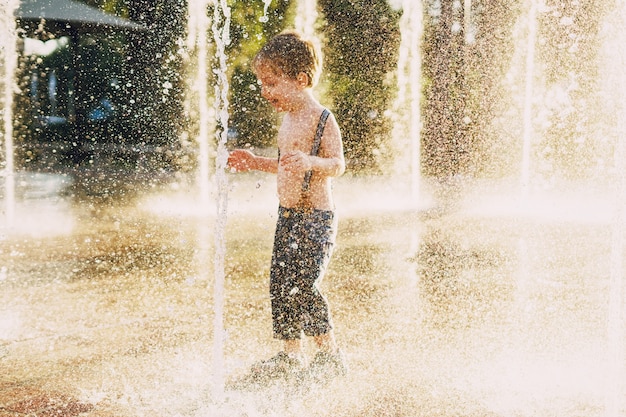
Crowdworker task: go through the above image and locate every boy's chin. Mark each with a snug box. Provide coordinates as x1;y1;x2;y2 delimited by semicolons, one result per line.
271;103;286;112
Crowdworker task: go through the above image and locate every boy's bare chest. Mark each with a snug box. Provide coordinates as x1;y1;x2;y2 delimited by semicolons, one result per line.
277;120;315;154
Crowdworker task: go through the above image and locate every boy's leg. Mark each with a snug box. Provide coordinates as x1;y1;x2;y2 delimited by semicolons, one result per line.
309;330;347;380
284;338;304;357
312;330;337;353
299;209;338;335
251;338;307;380
300;233;345;380
269;208;305;341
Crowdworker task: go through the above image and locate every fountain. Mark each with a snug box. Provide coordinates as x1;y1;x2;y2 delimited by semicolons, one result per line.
520;0;537;196
1;1;626;416
185;0;231;403
600;2;626;415
210;0;231;402
0;0;18;228
295;0;318;37
394;0;422;207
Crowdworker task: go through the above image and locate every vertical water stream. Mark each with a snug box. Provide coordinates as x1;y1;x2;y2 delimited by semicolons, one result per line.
395;0;422;207
260;0;272;23
295;0;317;37
520;0;537;196
0;1;18;228
187;0;231;402
189;0;212;206
211;0;231;402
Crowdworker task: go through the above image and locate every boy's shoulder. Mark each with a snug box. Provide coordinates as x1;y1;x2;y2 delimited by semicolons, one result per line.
306;105;333;126
284;105;327;126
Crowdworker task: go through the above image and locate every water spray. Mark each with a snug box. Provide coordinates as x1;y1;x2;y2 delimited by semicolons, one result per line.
520;0;537;197
295;0;317;37
259;0;272;23
0;0;18;229
463;0;474;44
394;0;422;208
211;0;231;402
188;0;213;206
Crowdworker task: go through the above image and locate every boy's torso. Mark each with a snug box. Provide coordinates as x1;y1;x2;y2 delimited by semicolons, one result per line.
276;109;333;210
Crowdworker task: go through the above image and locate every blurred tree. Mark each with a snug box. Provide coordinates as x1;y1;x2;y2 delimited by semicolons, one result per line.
459;0;520;178
123;0;186;155
421;0;469;178
318;0;401;174
93;0;292;167
422;0;521;179
536;0;607;179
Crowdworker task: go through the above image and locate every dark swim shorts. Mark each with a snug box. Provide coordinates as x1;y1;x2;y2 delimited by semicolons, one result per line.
269;206;337;340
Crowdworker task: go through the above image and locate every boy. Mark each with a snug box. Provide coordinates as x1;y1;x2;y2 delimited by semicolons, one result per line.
227;31;346;382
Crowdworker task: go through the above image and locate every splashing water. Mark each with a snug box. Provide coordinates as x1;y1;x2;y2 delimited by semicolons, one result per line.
185;0;231;405
0;0;18;228
259;0;272;23
393;0;422;207
463;0;474;44
520;0;538;196
211;0;231;403
187;0;213;205
295;0;317;37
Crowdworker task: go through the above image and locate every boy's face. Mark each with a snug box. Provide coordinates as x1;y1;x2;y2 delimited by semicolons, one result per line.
254;61;303;112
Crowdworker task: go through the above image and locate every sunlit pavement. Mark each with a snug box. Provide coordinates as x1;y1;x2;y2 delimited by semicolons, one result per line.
0;171;623;416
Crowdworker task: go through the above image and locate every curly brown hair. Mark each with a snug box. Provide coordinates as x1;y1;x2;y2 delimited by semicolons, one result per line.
253;30;322;88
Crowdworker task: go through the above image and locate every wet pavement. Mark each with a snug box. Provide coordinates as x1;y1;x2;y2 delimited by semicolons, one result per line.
0;172;623;416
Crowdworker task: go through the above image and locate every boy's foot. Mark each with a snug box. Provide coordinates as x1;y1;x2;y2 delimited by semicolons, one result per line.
309;349;347;383
250;351;308;382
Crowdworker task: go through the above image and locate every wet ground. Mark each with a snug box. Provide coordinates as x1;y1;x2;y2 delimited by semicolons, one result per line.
0;171;623;416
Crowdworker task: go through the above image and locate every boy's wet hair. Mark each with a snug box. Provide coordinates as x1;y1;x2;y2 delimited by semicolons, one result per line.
253;30;322;88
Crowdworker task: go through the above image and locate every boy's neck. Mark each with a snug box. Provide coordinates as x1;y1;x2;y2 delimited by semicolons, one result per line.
285;90;319;115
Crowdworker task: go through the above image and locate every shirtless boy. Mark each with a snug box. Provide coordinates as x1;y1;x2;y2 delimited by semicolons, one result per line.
227;30;346;381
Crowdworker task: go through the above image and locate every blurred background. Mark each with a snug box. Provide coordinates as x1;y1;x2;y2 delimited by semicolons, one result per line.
7;0;613;185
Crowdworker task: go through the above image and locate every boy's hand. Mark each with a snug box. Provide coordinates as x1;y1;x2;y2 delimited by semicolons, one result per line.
228;149;256;172
280;151;311;173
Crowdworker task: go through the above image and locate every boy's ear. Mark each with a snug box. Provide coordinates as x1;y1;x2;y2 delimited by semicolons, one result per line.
296;72;309;87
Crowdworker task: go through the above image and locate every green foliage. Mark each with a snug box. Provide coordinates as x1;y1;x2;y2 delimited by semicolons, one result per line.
228;0;293;68
319;0;401;174
123;0;187;148
100;0;130;17
421;0;522;178
229;67;275;148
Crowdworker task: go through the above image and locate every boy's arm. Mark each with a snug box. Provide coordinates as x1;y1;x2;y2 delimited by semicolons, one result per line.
309;114;345;177
228;149;278;173
253;155;279;173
